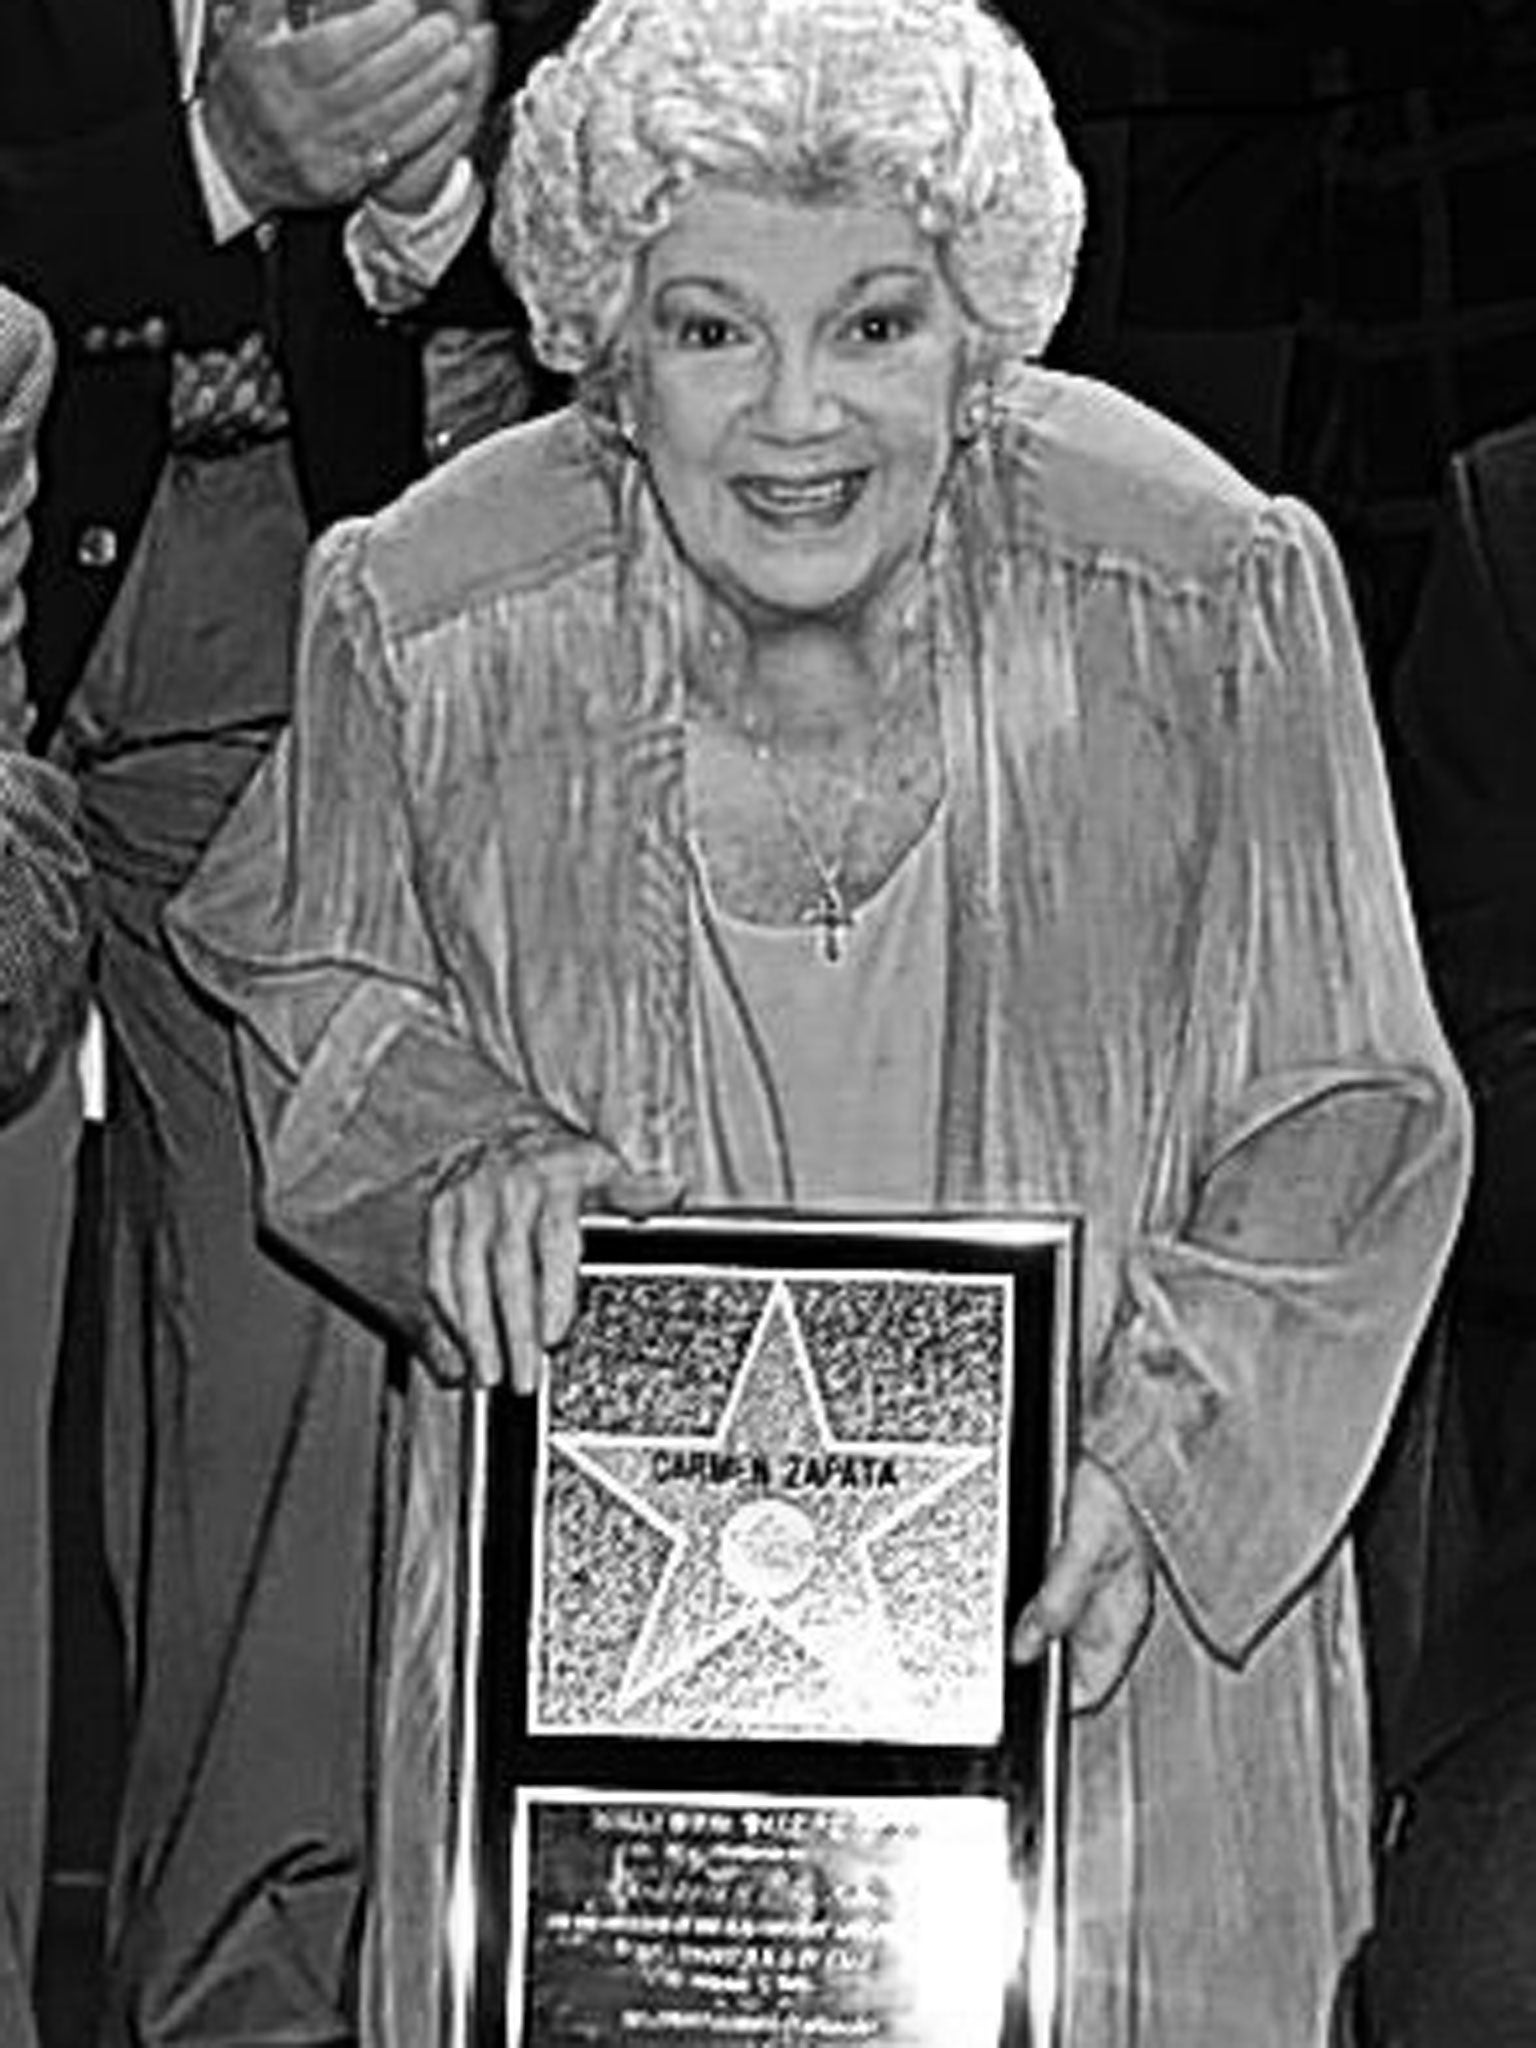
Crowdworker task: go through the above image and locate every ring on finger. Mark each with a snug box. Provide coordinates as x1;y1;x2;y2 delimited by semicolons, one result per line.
362;141;394;184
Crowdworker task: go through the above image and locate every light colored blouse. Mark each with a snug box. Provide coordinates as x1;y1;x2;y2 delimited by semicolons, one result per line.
688;815;947;1211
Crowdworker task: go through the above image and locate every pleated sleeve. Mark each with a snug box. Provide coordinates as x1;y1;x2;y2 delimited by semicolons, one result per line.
1084;498;1472;1660
168;521;575;1348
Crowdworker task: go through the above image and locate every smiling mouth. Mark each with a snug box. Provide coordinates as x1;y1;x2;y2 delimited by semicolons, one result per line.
731;470;869;528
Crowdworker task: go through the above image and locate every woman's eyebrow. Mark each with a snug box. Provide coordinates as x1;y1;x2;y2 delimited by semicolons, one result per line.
822;266;936;326
650;263;932;312
650;274;755;307
837;264;932;297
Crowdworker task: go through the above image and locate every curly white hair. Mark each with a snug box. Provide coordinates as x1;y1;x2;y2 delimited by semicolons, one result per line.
494;0;1086;388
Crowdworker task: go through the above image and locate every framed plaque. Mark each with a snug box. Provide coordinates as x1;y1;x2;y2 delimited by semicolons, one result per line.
446;1212;1075;2048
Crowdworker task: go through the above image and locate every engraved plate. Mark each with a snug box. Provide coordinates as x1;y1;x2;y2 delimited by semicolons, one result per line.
511;1790;1023;2047
449;1214;1074;2048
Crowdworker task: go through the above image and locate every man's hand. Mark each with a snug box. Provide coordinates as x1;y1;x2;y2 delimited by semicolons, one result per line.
425;1132;684;1394
368;15;495;214
201;0;484;217
1010;1456;1155;1713
369;0;497;214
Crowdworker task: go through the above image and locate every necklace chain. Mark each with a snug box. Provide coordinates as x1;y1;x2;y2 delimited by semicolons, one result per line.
746;737;864;963
692;578;938;964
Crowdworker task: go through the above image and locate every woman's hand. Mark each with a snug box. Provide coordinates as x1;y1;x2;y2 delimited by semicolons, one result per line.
425;1132;682;1393
1009;1456;1154;1714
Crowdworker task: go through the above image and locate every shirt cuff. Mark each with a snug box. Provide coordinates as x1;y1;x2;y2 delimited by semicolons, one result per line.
345;157;483;317
186;94;259;246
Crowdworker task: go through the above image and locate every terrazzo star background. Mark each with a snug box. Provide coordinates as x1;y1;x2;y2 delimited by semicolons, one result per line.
529;1268;1016;1745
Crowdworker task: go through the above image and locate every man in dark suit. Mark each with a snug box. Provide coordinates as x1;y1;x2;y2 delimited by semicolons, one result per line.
1340;416;1536;2046
0;5;573;2040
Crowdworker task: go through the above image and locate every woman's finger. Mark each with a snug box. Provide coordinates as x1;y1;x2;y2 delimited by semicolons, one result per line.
601;1166;688;1219
449;1177;511;1386
426;1184;478;1370
1010;1502;1102;1661
539;1142;668;1347
425;1178;501;1384
1010;1457;1145;1665
535;1165;586;1352
1068;1554;1154;1714
494;1169;545;1396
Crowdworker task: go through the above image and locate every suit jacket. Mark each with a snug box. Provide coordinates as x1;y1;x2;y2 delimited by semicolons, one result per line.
1387;415;1536;1783
0;0;578;742
1395;418;1536;1310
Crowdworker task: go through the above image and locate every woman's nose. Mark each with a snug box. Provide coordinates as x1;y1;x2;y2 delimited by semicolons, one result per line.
757;343;840;437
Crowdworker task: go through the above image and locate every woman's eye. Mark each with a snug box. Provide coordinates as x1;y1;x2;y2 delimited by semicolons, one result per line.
845;306;918;345
674;312;746;350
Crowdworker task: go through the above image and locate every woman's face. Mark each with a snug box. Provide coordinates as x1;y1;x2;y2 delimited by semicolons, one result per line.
628;188;970;628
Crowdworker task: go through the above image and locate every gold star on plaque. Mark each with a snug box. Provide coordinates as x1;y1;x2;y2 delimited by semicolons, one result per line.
551;1280;991;1730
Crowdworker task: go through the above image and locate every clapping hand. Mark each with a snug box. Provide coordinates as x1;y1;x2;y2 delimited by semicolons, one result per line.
1010;1455;1155;1713
368;0;497;214
201;0;497;219
425;1130;684;1394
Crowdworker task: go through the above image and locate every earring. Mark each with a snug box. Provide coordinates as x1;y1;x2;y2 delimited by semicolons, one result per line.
578;365;641;458
612;384;642;458
955;375;996;446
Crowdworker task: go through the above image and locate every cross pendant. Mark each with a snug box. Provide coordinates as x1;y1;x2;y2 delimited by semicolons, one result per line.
803;877;855;963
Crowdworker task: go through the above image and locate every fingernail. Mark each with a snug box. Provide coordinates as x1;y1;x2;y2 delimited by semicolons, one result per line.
1010;1604;1043;1664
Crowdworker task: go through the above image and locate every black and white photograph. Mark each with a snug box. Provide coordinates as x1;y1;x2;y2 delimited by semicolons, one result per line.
1;0;1530;2044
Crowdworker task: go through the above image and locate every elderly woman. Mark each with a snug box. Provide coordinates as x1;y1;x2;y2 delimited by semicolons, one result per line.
170;0;1469;2041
